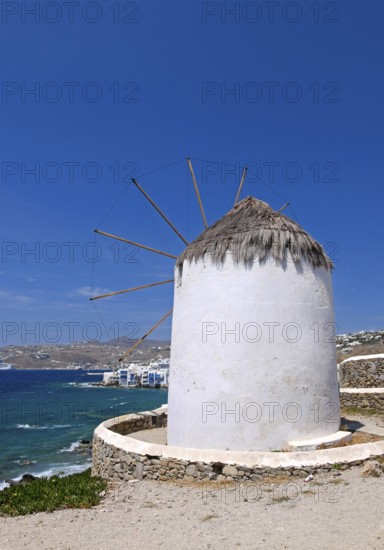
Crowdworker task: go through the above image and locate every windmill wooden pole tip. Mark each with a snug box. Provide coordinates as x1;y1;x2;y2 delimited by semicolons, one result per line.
187;157;208;229
234;165;248;207
277;202;290;213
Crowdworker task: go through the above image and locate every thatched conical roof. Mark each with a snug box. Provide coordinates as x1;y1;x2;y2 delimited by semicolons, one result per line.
177;196;333;270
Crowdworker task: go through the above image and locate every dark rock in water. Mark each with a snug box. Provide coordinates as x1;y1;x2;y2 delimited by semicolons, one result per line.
20;473;37;484
5;473;38;487
5;479;17;487
81;440;90;445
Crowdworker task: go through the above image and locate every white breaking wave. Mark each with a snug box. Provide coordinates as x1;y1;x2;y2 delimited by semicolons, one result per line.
0;461;92;491
58;440;82;453
31;462;91;480
67;382;98;389
16;424;72;430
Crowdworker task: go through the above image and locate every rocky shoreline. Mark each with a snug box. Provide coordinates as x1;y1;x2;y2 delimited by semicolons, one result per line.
2;441;92;489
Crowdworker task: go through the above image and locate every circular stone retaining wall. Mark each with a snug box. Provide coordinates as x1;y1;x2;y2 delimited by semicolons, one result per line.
339;355;384;388
92;407;384;482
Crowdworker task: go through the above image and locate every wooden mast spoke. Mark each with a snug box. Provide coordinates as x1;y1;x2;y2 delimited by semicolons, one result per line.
89;279;174;301
234;166;248;207
187;157;208;229
132;178;188;245
94;229;178;259
118;308;173;363
277;202;290;213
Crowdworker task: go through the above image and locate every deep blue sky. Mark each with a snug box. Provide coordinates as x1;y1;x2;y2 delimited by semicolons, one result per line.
1;1;383;346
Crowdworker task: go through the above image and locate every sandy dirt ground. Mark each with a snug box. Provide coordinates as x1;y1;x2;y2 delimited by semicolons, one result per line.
2;414;384;550
1;465;384;550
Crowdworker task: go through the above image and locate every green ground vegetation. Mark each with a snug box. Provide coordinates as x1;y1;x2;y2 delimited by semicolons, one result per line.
0;469;107;516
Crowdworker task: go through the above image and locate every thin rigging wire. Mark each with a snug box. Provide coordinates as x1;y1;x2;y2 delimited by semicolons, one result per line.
90;231;113;340
137;187;173;255
90;231;96;296
185;161;190;241
96;158;186;227
139;259;169;277
91;159;185;341
91;300;113;342
190;156;300;224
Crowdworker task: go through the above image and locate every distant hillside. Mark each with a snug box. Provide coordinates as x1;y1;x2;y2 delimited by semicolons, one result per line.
337;330;384;362
102;338;170;349
0;339;170;370
2;330;384;370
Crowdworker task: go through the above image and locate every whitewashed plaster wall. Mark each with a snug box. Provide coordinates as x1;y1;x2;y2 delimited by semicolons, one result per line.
167;252;340;451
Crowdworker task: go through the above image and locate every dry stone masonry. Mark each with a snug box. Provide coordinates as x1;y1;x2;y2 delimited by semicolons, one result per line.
92;408;384;483
339;354;384;413
339;391;384;414
339;355;384;388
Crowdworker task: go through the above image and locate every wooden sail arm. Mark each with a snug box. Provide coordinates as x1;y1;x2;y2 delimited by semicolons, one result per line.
187;158;208;228
90;279;174;301
132;178;188;245
94;229;178;259
234;166;248;206
118;309;173;362
277;202;290;213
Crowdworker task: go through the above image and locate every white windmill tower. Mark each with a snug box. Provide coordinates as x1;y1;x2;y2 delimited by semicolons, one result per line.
93;160;341;451
167;195;340;451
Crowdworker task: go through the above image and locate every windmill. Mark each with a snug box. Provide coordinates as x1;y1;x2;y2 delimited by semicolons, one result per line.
91;158;340;451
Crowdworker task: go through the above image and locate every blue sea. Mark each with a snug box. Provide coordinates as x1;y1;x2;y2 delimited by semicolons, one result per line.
0;369;167;488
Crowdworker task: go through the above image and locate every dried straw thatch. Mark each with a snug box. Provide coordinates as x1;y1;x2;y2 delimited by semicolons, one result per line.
177;196;333;270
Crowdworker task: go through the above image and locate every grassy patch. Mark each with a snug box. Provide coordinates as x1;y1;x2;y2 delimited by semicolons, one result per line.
0;469;107;517
351;432;384;444
318;431;383;450
341;407;378;417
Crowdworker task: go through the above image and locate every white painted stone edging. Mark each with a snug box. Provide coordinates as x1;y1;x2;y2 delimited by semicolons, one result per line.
94;412;384;470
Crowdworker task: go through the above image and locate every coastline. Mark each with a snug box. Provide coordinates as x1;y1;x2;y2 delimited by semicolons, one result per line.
0;370;167;487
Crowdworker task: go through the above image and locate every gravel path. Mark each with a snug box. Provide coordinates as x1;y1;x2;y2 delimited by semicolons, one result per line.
1;466;384;550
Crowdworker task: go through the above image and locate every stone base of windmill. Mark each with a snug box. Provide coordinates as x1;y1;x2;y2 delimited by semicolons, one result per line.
126;427;352;452
92;406;384;483
286;430;352;451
